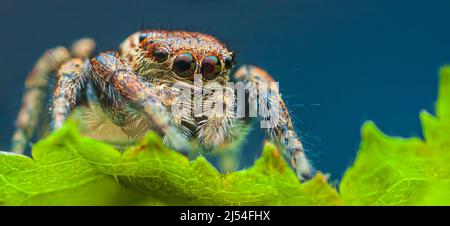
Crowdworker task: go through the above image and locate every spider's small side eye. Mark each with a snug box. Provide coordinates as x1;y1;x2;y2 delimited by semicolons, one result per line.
172;52;196;78
139;33;148;43
152;47;169;62
224;54;235;70
201;55;222;80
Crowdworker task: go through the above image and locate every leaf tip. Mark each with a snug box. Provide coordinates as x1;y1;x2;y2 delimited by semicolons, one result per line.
254;142;287;174
361;121;382;140
439;65;450;82
191;156;220;178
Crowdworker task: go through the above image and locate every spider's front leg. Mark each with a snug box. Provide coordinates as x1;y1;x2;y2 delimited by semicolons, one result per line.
89;51;189;153
234;65;314;181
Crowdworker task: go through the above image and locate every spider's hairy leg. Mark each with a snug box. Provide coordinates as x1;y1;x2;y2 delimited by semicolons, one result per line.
12;46;71;154
52;38;96;129
71;38;96;59
52;58;88;129
89;51;190;153
234;65;314;181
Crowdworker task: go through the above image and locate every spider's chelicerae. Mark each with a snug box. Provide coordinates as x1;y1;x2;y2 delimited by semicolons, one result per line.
12;30;313;181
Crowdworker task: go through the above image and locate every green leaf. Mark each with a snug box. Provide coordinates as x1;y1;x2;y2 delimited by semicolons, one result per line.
0;122;340;206
1;65;450;206
340;66;450;206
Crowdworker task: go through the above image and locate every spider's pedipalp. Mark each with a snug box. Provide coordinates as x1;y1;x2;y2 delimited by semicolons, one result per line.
197;83;237;149
89;51;190;153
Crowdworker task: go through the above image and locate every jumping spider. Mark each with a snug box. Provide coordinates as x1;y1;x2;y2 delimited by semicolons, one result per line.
12;30;313;181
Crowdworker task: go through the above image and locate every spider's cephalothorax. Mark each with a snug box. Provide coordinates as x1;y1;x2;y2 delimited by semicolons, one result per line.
12;30;314;181
122;30;234;82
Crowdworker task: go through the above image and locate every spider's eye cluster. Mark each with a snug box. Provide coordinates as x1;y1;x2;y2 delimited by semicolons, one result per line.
170;52;235;80
201;56;222;80
172;52;196;78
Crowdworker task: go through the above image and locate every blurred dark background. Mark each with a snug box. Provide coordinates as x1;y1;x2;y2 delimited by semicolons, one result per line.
1;0;449;181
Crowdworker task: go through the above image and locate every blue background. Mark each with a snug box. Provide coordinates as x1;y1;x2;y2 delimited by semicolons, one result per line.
1;0;449;181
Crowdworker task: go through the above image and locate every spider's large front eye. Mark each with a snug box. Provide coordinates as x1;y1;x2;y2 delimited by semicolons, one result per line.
152;47;169;62
201;55;222;80
172;52;195;78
